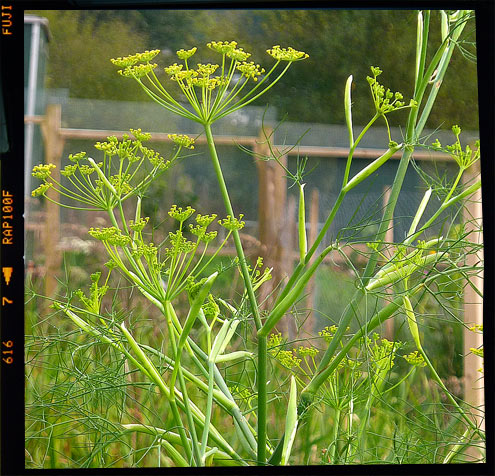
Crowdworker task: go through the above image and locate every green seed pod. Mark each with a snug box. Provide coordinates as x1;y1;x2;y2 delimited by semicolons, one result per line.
345;75;354;147
88;157;118;196
259;245;333;337
403;295;422;350
408;187;432;236
343;143;402;192
210;319;241;362
366;251;446;291
298;183;307;263
375;237;443;279
215;351;253;363
281;376;298;465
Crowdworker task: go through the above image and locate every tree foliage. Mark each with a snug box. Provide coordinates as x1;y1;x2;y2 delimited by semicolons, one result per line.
27;9;478;130
26;10;149;100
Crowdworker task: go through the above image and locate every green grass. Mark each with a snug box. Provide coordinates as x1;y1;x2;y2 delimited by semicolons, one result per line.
25;261;483;467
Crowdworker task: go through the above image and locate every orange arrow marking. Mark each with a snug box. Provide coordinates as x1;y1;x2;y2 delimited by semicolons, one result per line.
2;267;13;285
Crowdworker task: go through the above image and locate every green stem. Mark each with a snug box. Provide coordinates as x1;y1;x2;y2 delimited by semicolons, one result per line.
343;113;380;187
200;360;216;461
203;123;261;329
330;407;341;463
163;315;195;464
274;192;345;308
444;168;464;203
257;335;267;464
204;122;266;464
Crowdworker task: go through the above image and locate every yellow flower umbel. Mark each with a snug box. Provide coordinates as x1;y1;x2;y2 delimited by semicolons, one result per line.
111;41;309;126
31;130;185;212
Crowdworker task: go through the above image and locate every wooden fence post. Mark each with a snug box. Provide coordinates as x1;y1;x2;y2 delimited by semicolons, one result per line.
462;163;484;443
303;188;319;337
254;127;291;333
40;104;64;299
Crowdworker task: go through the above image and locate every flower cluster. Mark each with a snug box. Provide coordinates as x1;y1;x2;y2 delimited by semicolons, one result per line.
176;47;197;60
111;50;160;68
168;205;195;222
190;76;226;90
431;125;480;171
88;226;131;247
267;332;301;369
94;136;119;155
266;45;309;61
32;130;180;209
113;41;308;125
32;182;53;197
189;224;218;243
469;324;483;333
218;214;245;231
60;164;78;177
202;294;220;321
79;163;98;175
236;61;265;81
368;333;403;372
132;242;159;266
197;63;219;76
148;153;170;170
118;63;158;78
32;163;56;180
75;271;109;314
129;217;149;232
196;213;217;227
207;40;238;55
297;346;319;358
168;134;195;149
130;128;152;142
470;347;483;358
318;325;338;343
166;230;195;256
68;151;87;162
227;47;251;62
110;173;133;195
403;350;426;367
187;275;210;300
367;66;417;115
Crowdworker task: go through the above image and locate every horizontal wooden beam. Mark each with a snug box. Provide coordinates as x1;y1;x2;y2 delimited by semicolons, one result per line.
25;115;452;161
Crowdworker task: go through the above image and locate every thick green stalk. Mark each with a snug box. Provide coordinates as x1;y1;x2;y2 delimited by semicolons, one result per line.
162;303;198;464
404;180;481;246
259;244;334;337
120;322;194;463
415;13;469;136
203;123;261;330
257;335;267;464
200;361;216;461
414;11;430;96
204;122;267;464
